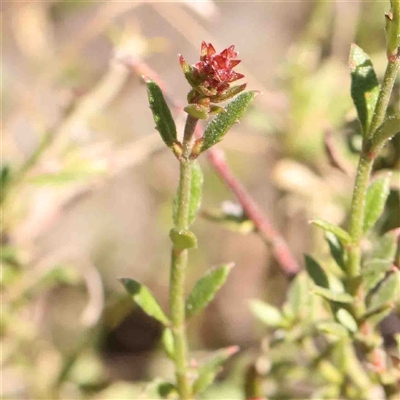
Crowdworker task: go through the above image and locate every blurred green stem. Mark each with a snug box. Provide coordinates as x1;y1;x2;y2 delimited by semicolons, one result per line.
347;57;399;280
169;115;197;400
368;58;400;139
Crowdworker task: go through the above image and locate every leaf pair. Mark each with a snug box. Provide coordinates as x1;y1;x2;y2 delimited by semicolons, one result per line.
361;230;400;325
304;255;354;305
145;78;257;155
119;263;234;326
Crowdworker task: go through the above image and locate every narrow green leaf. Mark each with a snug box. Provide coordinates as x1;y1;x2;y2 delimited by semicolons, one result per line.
305;255;329;288
27;170;105;186
161;328;175;360
336;309;357;332
349;44;380;134
169;228;197;250
310;219;351;244
212;83;247;103
370;230;398;261
317;322;349;338
119;278;169;325
371;115;400;153
172;162;203;227
325;232;347;270
202;202;254;235
286;272;312;318
362;259;393;293
367;271;400;311
186;263;234;318
184;104;209;120
362;304;392;326
313;287;354;304
363;173;391;233
0;164;10;204
192;346;239;395
145;78;177;147
249;299;283;328
201;91;258;152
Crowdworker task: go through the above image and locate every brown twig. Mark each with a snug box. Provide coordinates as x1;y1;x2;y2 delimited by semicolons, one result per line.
205;148;300;277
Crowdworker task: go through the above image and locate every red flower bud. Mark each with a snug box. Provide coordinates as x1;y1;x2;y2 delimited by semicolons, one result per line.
180;41;246;109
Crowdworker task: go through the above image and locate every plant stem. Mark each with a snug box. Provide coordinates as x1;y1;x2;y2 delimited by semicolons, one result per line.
347;58;400;279
206;148;300;278
368;58;400;139
347;154;373;277
169;115;198;400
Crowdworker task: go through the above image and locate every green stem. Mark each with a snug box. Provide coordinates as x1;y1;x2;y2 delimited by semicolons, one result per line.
347;59;400;279
367;58;400;139
347;154;373;277
169;115;198;400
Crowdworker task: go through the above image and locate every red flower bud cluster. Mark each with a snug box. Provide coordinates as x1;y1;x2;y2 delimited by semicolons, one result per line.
180;42;246;118
194;42;244;94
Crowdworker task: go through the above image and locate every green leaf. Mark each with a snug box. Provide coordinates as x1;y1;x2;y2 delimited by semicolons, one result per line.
362;304;392;326
161;328;174;360
286;272;313;318
310;219;351;244
119;278;169;325
325;232;347;270
370;230;398;261
249;299;283;328
0;164;11;203
172;162;203;227
201;91;258;152
169;228;197;250
371;115;400;152
184;104;209;120
349;44;380;134
157;382;176;399
367;271;400;311
336;309;357;332
145;379;177;400
305;255;329;288
363;173;391;233
313;287;354;304
186;263;234;318
317;322;349;338
202;202;254;235
212;84;247;103
27;170;105;186
145;78;177;148
362;259;393;293
192;346;239;395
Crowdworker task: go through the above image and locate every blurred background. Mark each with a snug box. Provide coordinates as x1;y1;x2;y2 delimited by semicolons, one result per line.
2;1;399;399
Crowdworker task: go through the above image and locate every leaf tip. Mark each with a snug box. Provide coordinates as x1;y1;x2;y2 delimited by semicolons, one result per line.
142;75;152;84
118;277;128;285
227;345;240;356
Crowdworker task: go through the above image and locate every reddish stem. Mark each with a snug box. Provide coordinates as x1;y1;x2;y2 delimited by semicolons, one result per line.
205;147;300;277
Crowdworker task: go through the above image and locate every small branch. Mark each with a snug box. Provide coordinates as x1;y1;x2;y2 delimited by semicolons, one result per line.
205;148;300;278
